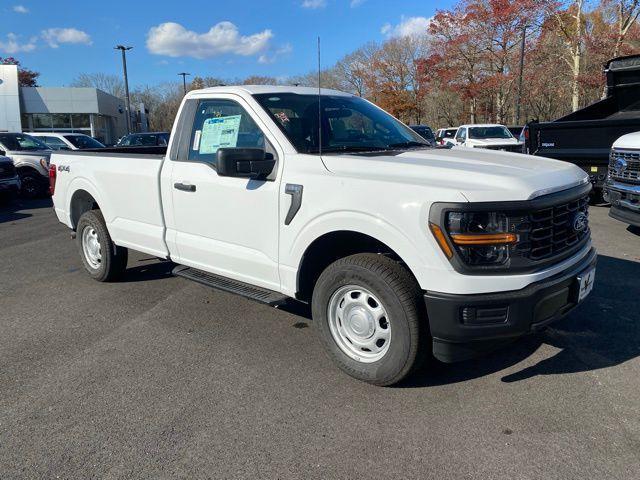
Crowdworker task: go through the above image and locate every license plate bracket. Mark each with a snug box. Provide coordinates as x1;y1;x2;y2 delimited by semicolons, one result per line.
576;267;596;302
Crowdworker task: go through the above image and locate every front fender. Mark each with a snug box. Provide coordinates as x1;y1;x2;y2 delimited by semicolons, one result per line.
281;210;448;293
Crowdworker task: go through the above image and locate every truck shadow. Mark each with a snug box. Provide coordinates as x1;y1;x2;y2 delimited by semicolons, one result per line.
0;197;52;224
402;254;640;388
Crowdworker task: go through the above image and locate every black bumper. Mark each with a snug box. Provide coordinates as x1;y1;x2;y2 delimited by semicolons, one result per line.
424;248;597;363
606;181;640;227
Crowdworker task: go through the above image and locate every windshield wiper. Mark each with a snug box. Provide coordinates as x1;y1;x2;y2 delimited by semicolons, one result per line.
387;141;430;149
311;145;389;153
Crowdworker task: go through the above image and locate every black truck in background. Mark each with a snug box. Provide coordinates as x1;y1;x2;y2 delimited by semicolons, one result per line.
524;55;640;199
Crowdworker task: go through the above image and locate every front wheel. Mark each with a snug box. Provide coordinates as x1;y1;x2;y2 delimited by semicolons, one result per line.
76;210;128;282
312;253;428;386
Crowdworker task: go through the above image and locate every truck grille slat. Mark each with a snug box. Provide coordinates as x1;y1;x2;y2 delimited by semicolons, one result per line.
520;193;590;262
609;149;640;184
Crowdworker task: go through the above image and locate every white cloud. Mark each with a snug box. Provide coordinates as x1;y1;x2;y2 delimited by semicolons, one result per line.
0;33;36;54
41;28;92;48
350;0;366;7
381;16;432;38
258;43;293;64
146;22;273;59
302;0;327;8
13;5;29;13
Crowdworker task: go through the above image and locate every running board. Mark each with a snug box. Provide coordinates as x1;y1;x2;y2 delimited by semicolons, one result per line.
172;265;288;306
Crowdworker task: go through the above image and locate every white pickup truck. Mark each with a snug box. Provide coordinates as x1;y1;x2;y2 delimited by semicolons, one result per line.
50;86;596;385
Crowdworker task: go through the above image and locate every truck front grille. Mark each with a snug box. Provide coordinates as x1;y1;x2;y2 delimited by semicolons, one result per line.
0;162;16;179
477;144;523;153
525;194;590;261
609;149;640;184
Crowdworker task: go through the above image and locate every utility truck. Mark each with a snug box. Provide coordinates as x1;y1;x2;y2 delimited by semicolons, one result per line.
50;86;596;385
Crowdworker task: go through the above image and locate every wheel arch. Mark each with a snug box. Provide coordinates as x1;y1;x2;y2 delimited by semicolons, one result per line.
295;229;421;302
69;188;101;230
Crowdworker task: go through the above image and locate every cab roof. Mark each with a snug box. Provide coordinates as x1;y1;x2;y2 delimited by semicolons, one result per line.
188;85;353;97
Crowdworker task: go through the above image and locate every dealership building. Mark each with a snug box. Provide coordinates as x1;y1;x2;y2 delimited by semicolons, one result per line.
0;64;129;145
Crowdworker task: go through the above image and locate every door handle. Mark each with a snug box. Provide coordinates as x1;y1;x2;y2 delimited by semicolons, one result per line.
174;182;196;192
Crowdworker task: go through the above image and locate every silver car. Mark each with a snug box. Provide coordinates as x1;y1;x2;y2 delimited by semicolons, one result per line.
0;133;51;198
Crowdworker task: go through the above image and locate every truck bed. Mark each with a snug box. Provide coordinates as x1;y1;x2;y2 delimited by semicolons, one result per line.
51;147;170;258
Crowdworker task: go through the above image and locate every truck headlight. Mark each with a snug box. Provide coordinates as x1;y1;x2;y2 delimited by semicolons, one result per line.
430;211;517;266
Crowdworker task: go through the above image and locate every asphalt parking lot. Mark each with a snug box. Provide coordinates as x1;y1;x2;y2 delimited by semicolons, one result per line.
1;198;639;479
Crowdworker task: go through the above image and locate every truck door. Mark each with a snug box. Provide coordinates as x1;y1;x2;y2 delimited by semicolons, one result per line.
167;95;282;291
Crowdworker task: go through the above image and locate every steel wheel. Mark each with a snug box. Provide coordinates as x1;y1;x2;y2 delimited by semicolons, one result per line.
81;225;102;270
327;285;391;363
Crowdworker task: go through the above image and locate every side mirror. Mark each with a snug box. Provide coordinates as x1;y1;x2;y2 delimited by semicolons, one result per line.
0;150;5;157
216;148;275;178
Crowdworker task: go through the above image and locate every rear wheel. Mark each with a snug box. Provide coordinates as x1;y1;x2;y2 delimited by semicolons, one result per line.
19;170;46;198
312;253;428;386
76;210;128;282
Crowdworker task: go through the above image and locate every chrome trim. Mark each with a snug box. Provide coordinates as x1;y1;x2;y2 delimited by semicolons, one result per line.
606;180;640;194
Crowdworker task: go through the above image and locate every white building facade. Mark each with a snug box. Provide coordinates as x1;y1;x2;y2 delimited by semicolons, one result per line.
0;65;129;145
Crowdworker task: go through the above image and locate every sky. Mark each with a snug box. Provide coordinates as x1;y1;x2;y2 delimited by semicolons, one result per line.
0;0;455;88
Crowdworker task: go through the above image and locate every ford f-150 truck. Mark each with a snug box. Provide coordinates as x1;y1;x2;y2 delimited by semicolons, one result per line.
50;86;597;386
605;131;640;228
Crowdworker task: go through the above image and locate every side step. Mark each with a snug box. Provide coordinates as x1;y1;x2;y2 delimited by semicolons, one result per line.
172;265;288;306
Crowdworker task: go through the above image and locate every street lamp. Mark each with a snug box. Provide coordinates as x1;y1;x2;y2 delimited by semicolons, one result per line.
178;72;191;95
115;45;133;134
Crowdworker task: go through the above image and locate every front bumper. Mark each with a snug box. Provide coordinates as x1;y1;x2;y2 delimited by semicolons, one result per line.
424;247;597;363
0;176;21;196
605;180;640;227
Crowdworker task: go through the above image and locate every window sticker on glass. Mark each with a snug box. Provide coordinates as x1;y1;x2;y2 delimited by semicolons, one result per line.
192;130;202;150
199;115;242;154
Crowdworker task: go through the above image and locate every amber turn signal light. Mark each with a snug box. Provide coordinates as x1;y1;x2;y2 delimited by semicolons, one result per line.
450;233;517;245
429;223;453;259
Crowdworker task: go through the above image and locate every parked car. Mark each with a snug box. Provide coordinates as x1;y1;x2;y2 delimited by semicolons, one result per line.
452;124;523;152
30;132;105;151
604;131;640;228
409;125;436;145
435;127;457;146
0;133;51;198
50;85;595;386
524;54;640;199
0;153;21;202
507;125;524;138
116;132;170;147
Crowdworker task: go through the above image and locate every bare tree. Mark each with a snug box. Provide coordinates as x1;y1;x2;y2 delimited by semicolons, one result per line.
71;73;125;99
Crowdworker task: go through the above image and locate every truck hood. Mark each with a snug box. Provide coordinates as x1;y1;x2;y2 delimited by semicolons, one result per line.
465;138;522;147
322;148;589;202
612;131;640;150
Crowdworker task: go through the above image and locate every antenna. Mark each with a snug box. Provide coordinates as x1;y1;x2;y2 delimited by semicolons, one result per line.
317;36;322;157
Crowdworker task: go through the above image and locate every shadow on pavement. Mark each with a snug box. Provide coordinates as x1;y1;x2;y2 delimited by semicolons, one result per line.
0;197;52;224
402;254;640;388
121;260;176;283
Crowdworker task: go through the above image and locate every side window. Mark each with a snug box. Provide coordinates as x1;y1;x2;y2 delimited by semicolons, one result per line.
188;99;265;163
456;128;466;142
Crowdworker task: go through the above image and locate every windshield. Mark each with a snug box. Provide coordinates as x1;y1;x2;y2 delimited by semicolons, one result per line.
0;133;50;151
64;135;105;149
411;126;435;141
468;126;513;140
253;93;430;154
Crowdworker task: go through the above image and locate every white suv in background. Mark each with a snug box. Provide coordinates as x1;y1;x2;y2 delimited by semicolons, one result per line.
30;132;105;151
453;124;523;153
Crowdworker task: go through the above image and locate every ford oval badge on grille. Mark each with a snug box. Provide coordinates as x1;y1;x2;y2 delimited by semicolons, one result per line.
573;212;588;232
613;157;627;174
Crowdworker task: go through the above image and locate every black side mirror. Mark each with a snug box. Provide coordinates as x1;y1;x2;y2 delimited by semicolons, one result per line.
216;148;275;178
0;150;5;156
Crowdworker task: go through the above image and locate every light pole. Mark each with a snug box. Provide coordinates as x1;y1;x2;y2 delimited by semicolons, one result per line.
515;25;527;126
115;45;133;134
178;72;191;95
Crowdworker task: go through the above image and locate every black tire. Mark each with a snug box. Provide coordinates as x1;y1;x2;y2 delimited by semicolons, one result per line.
312;253;428;386
19;170;47;199
76;210;128;282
